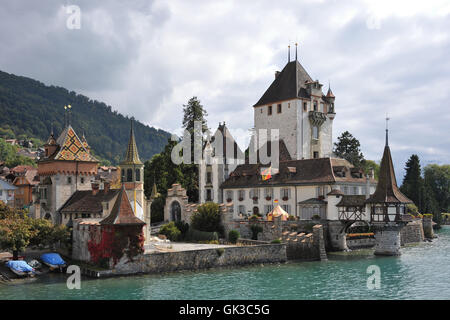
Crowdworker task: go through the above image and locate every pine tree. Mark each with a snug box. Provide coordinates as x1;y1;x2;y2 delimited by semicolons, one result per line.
400;154;423;210
182;96;208;162
333;131;365;167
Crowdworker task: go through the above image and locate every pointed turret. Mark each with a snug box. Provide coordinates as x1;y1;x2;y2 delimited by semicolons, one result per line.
150;183;160;200
121;120;143;165
366;129;412;204
100;185;145;226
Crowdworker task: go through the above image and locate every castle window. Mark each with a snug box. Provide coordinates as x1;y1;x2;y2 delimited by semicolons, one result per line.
127;169;133;182
288;103;290;108
320;102;325;113
238;205;246;215
312;126;319;139
313;101;318;111
268;105;272;115
303;102;307;111
80;177;85;184
206;189;212;201
121;169;125;182
135;169;141;182
282;205;291;213
260;108;263;113
67;177;72;184
206;172;212;184
277;104;282;113
264;205;273;215
314;151;319;159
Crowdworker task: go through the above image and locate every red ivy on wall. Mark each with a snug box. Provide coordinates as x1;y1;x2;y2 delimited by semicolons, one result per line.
87;225;144;266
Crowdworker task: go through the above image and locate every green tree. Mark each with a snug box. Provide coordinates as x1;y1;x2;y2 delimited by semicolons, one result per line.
400;154;424;210
423;164;450;214
361;159;380;180
182;96;208;157
333;131;365;168
191;202;223;234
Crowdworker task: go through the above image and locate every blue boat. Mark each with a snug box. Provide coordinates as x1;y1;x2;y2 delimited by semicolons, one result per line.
40;253;66;271
6;260;35;277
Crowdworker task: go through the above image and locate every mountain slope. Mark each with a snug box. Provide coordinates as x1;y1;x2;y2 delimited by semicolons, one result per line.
0;70;171;164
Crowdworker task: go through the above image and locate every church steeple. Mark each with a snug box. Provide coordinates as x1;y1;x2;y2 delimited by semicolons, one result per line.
121;120;143;165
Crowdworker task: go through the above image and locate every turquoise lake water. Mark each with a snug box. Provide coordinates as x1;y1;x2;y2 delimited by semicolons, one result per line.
1;226;449;300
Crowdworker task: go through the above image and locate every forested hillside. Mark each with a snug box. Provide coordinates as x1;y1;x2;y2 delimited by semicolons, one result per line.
0;70;171;164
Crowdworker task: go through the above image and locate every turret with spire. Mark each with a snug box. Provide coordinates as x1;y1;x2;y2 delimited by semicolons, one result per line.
119;119;145;221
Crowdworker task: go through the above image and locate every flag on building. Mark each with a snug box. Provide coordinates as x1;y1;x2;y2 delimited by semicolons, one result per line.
261;166;272;181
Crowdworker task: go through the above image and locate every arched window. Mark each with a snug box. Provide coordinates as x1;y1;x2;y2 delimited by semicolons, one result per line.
127;169;133;182
135;169;140;182
312;126;319;139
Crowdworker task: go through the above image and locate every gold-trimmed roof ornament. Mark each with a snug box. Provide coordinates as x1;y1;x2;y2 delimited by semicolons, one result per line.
120;121;143;165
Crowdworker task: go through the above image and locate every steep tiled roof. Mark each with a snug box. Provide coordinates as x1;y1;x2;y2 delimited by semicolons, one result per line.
222;158;336;188
336;195;366;207
50;125;98;162
59;189;119;214
366;145;412;204
100;186;145;225
254;60;313;107
120;121;143;165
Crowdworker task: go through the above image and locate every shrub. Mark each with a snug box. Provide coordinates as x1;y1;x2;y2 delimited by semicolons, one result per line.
312;214;321;220
175;221;189;240
249;215;259;222
250;224;263;240
271;238;281;244
158;222;181;241
288;215;296;221
187;228;219;242
407;203;419;215
191;202;223;233
228;230;240;244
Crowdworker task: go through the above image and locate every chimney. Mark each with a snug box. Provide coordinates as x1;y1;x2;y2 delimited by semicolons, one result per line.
365;174;370;200
91;182;99;195
275;71;280;79
104;181;110;194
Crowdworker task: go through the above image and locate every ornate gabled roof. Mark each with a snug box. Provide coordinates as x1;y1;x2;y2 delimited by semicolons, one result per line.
254;60;313;107
51;125;98;162
100;185;145;225
120;121;143;165
366;143;412;204
80;133;90;150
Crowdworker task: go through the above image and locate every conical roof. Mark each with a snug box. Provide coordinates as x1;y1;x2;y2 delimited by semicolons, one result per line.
120;121;143;165
366;144;412;204
100;185;145;225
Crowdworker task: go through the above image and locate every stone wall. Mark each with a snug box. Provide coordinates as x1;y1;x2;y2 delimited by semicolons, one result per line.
401;219;425;245
282;224;327;261
422;216;435;239
92;243;287;277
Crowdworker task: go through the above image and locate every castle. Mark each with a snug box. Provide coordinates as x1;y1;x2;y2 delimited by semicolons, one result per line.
198;54;378;220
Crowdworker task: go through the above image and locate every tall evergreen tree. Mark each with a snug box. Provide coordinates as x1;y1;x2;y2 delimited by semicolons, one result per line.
400;154;424;210
182;96;208;161
333;131;365;168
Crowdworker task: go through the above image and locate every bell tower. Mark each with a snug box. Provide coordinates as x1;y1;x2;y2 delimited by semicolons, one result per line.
119;120;145;221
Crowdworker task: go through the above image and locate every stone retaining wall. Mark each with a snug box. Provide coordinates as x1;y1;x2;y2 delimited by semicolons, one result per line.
401;219;425;245
92;243;287;277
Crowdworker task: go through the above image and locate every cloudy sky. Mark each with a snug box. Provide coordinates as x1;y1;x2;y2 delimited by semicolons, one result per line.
0;0;449;180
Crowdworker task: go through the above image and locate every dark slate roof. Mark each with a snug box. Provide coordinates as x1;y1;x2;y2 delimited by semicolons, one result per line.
327;189;344;196
223;158;335;188
254;60;313;107
100;186;145;225
336;195;366;207
365;145;412;204
59;189;119;214
245;139;292;164
209;123;245;160
298;198;327;205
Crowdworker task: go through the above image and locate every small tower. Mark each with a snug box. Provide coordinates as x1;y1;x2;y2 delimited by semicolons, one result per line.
120;120;145;221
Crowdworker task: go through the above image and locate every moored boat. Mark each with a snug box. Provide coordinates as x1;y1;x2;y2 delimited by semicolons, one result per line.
5;260;35;277
40;253;67;272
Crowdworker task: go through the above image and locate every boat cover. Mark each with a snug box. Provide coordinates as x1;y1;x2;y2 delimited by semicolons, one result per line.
40;253;66;266
6;260;34;272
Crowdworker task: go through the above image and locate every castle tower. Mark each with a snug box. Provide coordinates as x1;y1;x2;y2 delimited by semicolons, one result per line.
119;120;145;221
253;58;336;160
37;124;99;223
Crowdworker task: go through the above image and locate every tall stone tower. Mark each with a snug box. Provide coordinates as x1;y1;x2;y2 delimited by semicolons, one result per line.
253;57;336;160
119;121;145;221
37;124;99;223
